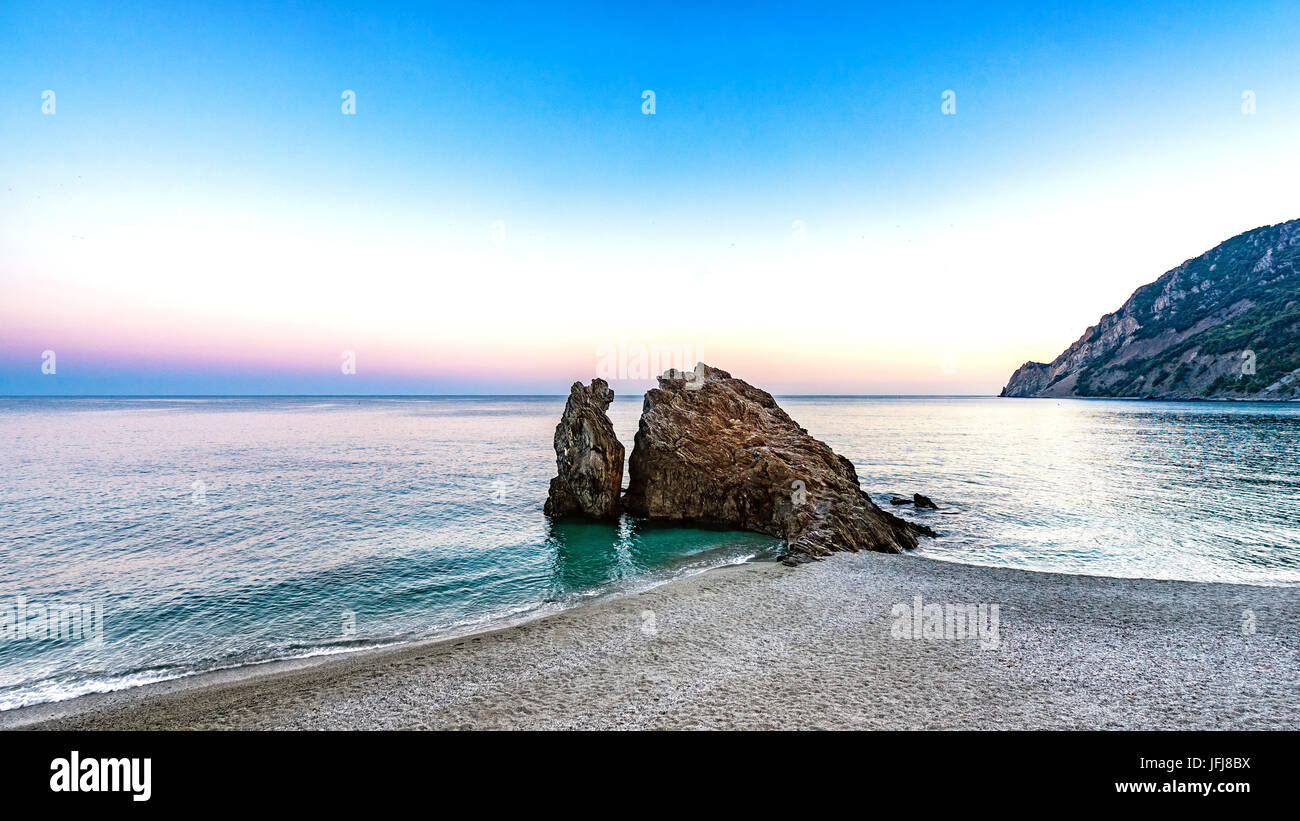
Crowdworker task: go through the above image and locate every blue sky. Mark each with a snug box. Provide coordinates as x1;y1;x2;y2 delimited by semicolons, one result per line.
2;1;1299;394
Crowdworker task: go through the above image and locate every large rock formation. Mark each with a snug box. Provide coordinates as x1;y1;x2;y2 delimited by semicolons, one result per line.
1002;218;1300;401
622;364;934;563
543;379;624;520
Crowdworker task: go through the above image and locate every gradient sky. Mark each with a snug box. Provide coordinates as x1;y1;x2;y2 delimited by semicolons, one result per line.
3;1;1299;394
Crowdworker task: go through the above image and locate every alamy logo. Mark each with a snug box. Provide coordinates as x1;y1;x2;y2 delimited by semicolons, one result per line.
681;362;706;390
488;478;512;504
941;89;956;115
1;597;104;646
890;595;1000;650
50;751;151;802
790;480;807;507
594;341;704;382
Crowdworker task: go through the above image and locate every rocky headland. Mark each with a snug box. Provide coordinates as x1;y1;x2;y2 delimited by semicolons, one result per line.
1002;218;1299;401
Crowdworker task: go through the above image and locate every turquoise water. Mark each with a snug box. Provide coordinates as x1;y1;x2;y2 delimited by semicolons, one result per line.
1;395;1297;709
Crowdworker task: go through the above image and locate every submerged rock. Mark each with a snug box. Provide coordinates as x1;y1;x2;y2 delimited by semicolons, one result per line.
622;363;934;563
890;496;912;506
543;379;624;520
913;493;939;509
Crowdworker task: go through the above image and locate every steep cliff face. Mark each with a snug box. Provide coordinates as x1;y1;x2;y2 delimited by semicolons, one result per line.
1002;219;1300;401
622;364;933;563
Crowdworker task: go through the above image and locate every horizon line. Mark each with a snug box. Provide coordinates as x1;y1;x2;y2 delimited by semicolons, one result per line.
0;393;998;399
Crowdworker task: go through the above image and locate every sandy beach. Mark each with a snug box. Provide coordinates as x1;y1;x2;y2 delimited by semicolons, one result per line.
5;553;1297;730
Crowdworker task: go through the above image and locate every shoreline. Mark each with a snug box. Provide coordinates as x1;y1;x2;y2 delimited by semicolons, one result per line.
6;553;1297;730
0;550;765;724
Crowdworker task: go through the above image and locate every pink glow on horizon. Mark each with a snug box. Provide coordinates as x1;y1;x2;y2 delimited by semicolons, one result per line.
1;278;1011;393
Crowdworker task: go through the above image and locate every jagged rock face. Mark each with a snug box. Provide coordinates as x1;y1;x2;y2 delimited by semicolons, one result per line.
1002;218;1300;401
623;364;933;562
543;379;624;520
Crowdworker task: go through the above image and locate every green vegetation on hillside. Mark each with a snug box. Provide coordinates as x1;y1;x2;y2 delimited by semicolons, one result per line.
1072;222;1298;399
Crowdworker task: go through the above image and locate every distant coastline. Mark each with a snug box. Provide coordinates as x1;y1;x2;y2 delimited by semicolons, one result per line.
1002;219;1300;402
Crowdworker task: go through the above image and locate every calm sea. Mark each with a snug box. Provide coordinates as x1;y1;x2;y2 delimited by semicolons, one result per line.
1;396;1297;709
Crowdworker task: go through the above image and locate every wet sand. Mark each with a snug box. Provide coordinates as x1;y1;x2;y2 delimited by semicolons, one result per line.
5;552;1297;730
